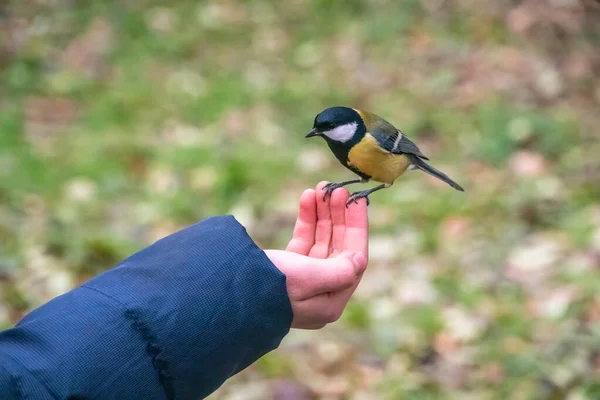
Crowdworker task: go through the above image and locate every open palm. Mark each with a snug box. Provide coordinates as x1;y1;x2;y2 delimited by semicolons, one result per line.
286;181;369;260
265;181;369;329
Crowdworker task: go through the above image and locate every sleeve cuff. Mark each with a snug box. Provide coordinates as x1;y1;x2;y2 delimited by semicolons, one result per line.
83;215;293;399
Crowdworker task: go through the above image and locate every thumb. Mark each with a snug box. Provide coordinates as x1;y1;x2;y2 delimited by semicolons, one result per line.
306;251;367;297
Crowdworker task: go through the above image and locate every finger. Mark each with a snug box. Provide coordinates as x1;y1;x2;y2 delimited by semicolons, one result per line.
329;187;349;256
297;252;367;299
336;199;369;307
308;181;333;258
327;272;365;318
344;197;369;258
329;238;367;316
286;189;317;255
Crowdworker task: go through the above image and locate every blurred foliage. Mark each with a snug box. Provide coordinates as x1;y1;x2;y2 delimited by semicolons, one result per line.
2;0;600;398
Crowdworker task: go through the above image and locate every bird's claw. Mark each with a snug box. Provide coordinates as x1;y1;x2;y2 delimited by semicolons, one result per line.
322;182;342;201
345;191;371;208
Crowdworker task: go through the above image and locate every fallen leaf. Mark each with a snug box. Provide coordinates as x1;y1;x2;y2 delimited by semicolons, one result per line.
64;178;97;202
434;331;458;357
189;167;219;191
24;96;79;147
442;306;487;342
60;17;113;77
563;51;592;79
146;7;176;33
509;151;548;178
483;362;504;384
506;234;562;287
147;165;180;194
507;3;537;34
394;277;437;306
270;379;312;400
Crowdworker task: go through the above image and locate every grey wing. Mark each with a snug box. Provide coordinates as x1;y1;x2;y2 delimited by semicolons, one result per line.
372;128;429;160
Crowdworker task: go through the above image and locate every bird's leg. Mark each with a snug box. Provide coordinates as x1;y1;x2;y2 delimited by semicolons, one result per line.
346;184;389;207
323;179;366;201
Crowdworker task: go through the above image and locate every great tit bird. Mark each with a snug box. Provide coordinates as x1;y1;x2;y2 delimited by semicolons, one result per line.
305;106;464;206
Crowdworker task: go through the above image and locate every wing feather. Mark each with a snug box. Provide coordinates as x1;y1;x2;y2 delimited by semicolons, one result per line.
371;129;429;160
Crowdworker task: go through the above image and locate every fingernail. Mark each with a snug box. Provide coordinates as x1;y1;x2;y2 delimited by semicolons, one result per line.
352;252;367;275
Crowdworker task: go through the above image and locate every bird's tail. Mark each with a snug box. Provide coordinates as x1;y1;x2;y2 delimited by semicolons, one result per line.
408;155;464;192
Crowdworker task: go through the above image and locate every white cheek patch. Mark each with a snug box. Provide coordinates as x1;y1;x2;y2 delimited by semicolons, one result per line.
322;122;358;143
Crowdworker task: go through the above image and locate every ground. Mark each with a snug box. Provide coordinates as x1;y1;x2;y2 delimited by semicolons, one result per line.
1;1;600;399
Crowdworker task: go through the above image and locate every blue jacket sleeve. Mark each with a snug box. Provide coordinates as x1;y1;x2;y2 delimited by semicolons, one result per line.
0;215;293;400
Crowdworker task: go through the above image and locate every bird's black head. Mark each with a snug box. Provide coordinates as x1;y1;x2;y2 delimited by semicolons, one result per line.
305;106;366;144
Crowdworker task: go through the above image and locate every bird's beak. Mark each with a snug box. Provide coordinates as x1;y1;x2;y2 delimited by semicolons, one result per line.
305;128;319;138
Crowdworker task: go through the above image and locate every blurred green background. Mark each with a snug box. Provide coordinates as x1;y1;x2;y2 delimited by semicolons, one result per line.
1;0;600;398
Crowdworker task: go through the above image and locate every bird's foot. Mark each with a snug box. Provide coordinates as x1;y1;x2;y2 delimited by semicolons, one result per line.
346;190;371;207
322;182;345;201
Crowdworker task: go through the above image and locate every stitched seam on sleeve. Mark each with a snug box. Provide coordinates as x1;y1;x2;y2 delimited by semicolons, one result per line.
13;374;26;400
81;286;175;400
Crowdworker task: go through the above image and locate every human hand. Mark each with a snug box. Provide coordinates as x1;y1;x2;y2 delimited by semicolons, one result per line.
264;181;369;330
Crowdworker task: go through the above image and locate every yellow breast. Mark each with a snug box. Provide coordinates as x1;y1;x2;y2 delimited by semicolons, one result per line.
347;134;411;184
